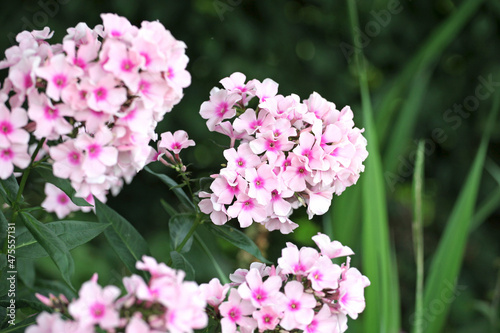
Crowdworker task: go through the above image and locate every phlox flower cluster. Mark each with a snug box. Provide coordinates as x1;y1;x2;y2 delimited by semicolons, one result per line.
198;73;368;233
0;13;190;215
200;232;370;333
27;256;207;333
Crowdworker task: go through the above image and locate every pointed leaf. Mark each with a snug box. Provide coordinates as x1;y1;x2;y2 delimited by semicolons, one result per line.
160;199;179;218
95;199;150;278
203;223;270;264
170;213;195;253
0;174;20;205
16;221;109;259
34;165;92;207
170;251;195;281
145;167;195;210
20;212;74;288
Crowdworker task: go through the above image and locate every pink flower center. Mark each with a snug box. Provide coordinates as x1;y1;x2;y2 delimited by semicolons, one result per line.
242;199;254;210
252;287;268;303
74;58;86;69
228;307;241;322
121;59;134;72
307;319;318;333
166;67;174;79
270;190;280;201
68;151;81;165
171;142;182;150
94;87;108;102
138;80;150;93
24;74;33;89
44;106;59;120
90;302;106;319
236;158;245;167
297;167;306;175
266;139;280;151
0;148;13;161
111;30;122;37
57;193;69;205
288;300;300;311
254;177;264;189
140;52;151;67
216;102;229;117
0;121;12;135
53;74;67;88
87;144;102;158
263;314;273;323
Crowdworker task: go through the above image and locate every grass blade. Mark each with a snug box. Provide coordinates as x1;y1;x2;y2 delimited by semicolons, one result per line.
420;88;500;333
411;140;425;333
347;0;400;331
375;0;486;144
328;185;361;248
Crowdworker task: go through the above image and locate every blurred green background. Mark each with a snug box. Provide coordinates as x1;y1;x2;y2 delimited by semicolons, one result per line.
1;0;500;332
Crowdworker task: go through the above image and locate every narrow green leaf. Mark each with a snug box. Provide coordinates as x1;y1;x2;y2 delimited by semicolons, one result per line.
170;251;195;280
0;316;37;332
194;232;229;285
160;199;179;218
0;208;7;250
145;167;195;210
328;185;361;248
203;223;270;264
20;212;74;289
34;165;91;207
0;175;20;205
347;0;400;331
17;257;35;288
170;213;195;253
411;140;425;333
95;199;150;278
470;188;500;232
16;221;109;259
375;0;486;144
421;89;500;333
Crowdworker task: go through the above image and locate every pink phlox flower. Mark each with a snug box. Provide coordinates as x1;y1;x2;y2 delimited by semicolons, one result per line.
36;53;83;101
259;93;302;120
261;215;299;234
79;64;127;114
136;255;178;279
128;72;169;110
200;278;230;307
101;13;138;41
68;276;121;330
312;233;355;259
158;130;195;154
303;91;334;120
303;304;347;333
245;164;278;205
219;72;257;105
27;91;74;139
280;155;311;192
307;255;341;291
75;127;118;179
164;53;191;94
293;131;327;171
219;289;257;333
253;306;281;332
277;243;319;276
41;183;79;219
227;193;267;228
232;108;274;135
237;268;283;308
62;38;100;72
63;22;99;46
214;121;251;146
125;314;157;333
102;39;143;88
25;312;78;333
74;107;113;134
50;139;85;183
255;78;278;102
279;280;317;330
210;170;246;205
305;187;334;219
8;55;40;96
0;143;30;179
337;267;370;319
223;143;261;175
0;104;29;146
268;187;293;217
198;191;229;226
200;88;241;131
249;129;294;166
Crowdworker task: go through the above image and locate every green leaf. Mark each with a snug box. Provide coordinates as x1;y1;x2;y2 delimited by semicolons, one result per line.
0;174;20;205
170;251;195;280
203;223;270;264
17;257;35;288
0;316;37;332
95;199;150;278
347;0;400;331
375;0;486;144
20;212;74;289
420;87;500;333
145;166;195;210
34;165;92;207
170;213;195;253
160;199;179;218
16;221;109;259
328;185;361;248
0;208;7;250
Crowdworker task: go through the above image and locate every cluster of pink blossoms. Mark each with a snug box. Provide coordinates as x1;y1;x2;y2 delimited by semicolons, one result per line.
0;13;190;214
28;256;207;333
200;232;370;333
198;73;368;233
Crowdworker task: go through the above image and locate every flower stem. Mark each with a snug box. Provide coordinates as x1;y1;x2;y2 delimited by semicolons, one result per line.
194;232;229;285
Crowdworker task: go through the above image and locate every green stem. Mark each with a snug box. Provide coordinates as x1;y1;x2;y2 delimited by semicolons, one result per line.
194;232;229;285
167;213;203;266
